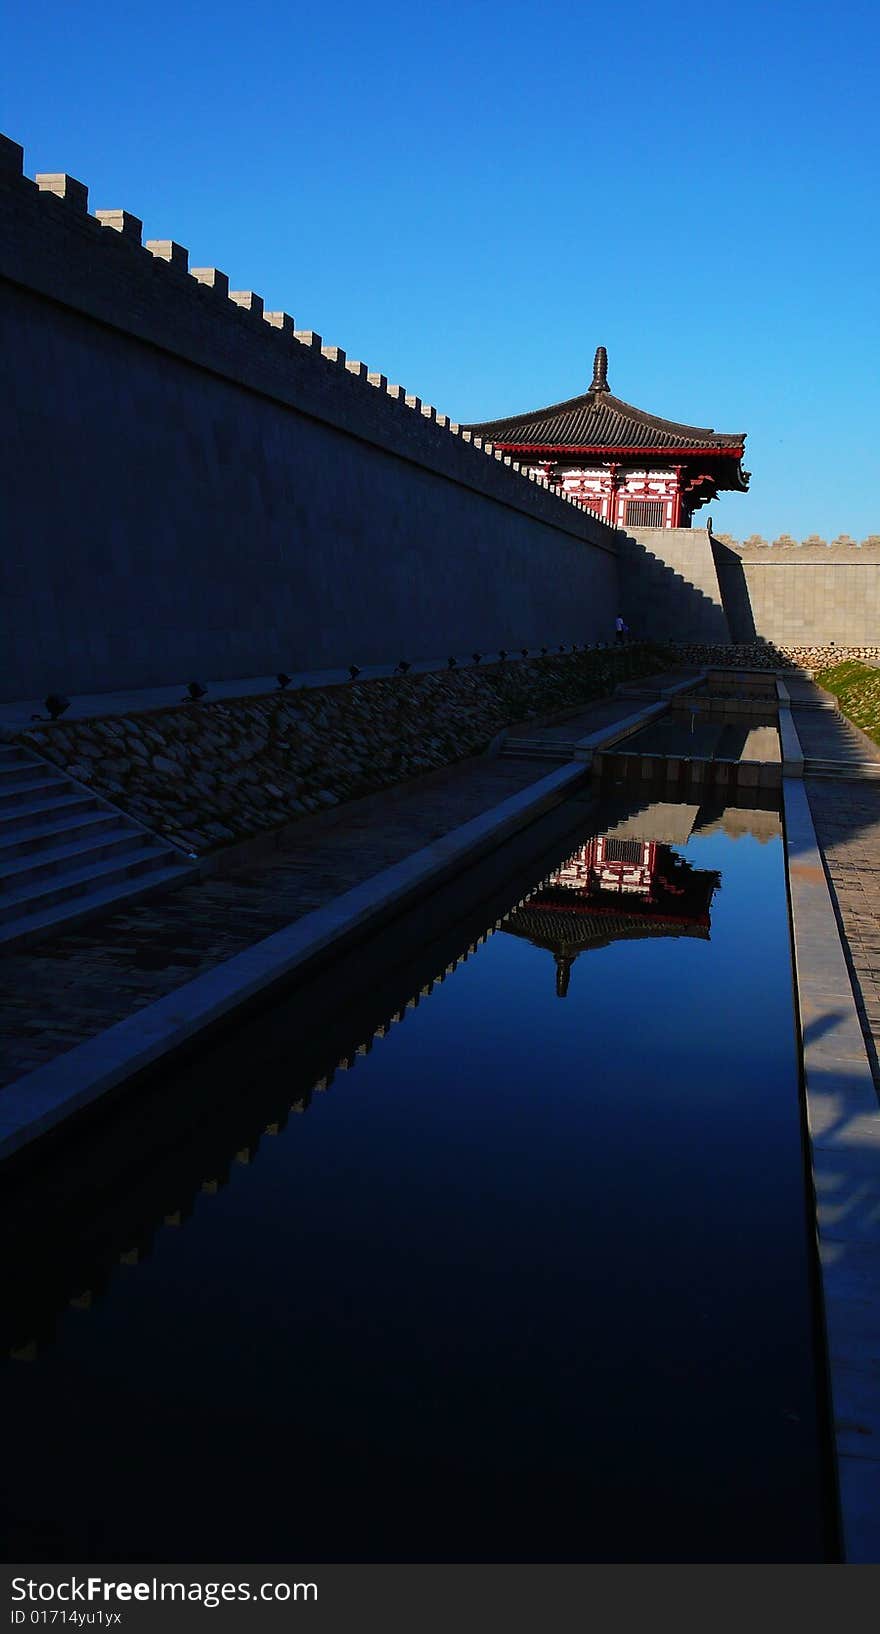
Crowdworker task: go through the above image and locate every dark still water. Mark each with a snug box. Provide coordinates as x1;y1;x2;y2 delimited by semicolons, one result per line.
0;796;833;1563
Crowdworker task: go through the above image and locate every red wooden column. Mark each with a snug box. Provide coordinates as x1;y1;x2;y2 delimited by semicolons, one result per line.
671;465;684;527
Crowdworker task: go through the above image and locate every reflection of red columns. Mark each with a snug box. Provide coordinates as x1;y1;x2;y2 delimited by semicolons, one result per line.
671;465;683;527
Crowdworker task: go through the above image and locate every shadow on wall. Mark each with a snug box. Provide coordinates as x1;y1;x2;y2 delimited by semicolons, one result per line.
617;528;731;643
711;540;758;641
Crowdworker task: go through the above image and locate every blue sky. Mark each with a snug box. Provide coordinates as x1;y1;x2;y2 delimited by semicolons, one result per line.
5;0;878;539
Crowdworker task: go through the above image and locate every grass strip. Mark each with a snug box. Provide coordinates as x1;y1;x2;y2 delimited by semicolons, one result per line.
815;660;880;748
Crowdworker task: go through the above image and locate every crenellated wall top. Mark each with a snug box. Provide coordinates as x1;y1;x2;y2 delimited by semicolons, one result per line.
0;132;619;553
714;533;880;562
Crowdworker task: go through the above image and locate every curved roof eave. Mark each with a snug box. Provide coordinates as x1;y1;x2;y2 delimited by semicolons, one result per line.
463;391;746;452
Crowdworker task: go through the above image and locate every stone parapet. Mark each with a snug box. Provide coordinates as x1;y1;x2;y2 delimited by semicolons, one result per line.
714;536;880;561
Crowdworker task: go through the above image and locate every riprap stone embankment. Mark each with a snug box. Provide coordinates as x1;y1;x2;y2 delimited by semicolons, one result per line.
19;648;668;856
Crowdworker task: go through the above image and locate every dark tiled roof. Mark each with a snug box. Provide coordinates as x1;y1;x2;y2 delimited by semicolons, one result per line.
463;347;747;462
464;389;746;452
504;903;710;950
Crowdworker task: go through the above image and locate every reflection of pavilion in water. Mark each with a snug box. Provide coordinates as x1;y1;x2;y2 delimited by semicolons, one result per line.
1;802;761;1360
503;836;721;996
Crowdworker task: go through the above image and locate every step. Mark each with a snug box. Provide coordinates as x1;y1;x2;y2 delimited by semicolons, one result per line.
0;791;101;833
0;861;195;951
0;810;124;862
805;764;880;779
0;759;48;788
0;847;181;924
806;761;880;771
0;771;70;805
0;830;151;890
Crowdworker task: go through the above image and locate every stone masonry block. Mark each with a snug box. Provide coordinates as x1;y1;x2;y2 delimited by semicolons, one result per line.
36;173;88;210
345;360;368;379
191;267;230;297
230;291;264;318
321;345;346;366
264;311;295;334
405;394;422;412
94;209;143;242
146;239;188;272
367;371;387;389
294;330;322;349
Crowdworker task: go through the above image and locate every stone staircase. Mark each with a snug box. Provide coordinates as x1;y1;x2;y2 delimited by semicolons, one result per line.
803;756;880;781
792;704;880;781
0;743;196;949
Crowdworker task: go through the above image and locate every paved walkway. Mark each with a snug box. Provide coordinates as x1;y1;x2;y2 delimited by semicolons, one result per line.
525;695;661;741
804;777;880;1092
791;681;880;1094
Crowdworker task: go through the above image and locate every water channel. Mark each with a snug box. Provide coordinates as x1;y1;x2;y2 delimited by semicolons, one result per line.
0;790;836;1562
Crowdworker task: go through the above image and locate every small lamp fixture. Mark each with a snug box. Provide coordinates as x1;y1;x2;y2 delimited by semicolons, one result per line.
184;681;207;702
276;672;292;689
349;664;362;680
31;693;70;722
498;649;508;661
472;652;482;665
394;659;411;675
521;648;529;658
447;656;457;669
540;647;548;657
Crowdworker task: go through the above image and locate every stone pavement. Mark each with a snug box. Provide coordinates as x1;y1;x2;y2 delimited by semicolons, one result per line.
792;680;880;1094
522;693;667;742
804;778;880;1091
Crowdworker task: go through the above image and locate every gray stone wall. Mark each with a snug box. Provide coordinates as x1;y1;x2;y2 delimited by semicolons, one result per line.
620;528;880;647
4;132;877;692
0;138;619;701
712;539;880;645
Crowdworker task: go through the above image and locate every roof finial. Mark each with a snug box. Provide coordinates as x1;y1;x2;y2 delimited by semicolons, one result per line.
590;345;609;393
